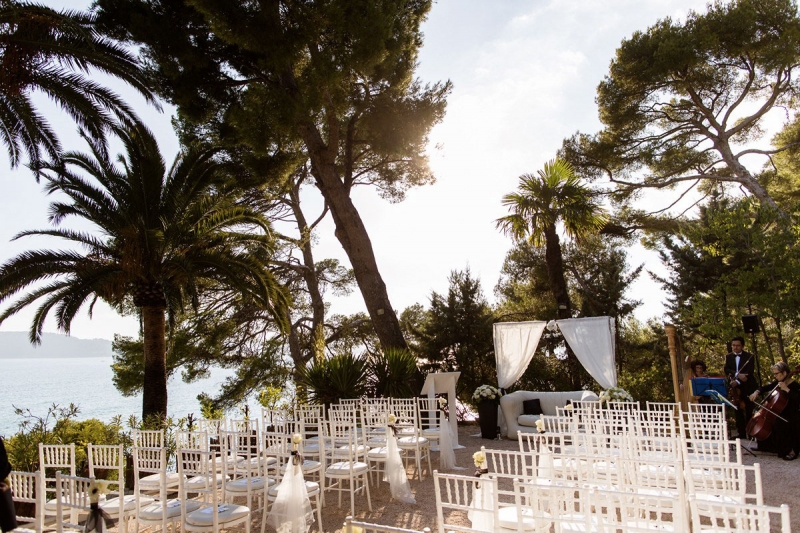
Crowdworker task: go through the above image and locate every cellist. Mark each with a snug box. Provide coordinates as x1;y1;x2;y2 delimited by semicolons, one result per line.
748;362;800;461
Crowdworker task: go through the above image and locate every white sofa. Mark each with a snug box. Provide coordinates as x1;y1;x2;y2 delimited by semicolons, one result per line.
500;390;599;438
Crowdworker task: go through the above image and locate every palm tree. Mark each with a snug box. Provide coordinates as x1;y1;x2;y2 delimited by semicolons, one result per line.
0;1;157;172
496;158;608;388
0;124;289;420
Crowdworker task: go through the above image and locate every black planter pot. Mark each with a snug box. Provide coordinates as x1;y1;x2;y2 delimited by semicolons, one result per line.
477;402;499;439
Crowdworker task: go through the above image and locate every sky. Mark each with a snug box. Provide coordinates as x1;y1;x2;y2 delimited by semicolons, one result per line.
0;0;714;342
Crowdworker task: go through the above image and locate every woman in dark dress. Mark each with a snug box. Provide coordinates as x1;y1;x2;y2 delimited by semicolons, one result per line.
749;362;800;460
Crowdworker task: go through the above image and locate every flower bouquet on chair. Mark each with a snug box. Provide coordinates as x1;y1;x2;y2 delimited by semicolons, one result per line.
84;480;114;533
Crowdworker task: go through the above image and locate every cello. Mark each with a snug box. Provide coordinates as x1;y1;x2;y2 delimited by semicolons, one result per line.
745;384;788;441
744;364;799;441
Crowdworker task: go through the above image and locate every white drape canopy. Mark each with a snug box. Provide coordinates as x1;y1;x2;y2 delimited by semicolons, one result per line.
556;316;617;389
493;317;617;389
493;321;547;389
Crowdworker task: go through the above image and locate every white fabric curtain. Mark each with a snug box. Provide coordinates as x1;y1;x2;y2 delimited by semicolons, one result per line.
493;321;547;389
556;316;617;389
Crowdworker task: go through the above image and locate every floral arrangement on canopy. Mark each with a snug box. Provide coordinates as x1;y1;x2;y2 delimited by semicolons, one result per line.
598;387;634;405
472;385;501;404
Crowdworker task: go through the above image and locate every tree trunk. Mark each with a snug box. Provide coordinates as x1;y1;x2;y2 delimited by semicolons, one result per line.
300;122;407;350
543;225;581;389
141;305;168;421
289;181;327;363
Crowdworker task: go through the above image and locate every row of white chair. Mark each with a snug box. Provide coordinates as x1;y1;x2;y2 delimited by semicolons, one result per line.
432;467;788;533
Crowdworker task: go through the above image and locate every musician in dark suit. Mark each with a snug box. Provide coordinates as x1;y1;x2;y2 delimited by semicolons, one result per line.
749;362;800;460
723;336;757;438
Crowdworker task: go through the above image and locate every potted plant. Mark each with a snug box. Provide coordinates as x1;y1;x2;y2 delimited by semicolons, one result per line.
473;385;502;439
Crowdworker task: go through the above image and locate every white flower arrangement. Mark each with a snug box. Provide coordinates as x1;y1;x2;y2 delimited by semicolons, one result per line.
564;403;573;410
598;387;634;405
472;450;486;469
472;384;501;404
535;419;545;433
438;397;448;409
388;413;397;425
291;433;302;451
88;479;111;504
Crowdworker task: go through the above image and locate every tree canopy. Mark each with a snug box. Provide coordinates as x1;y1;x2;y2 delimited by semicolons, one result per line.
565;0;800;214
0;124;289;419
94;0;451;351
0;1;157;173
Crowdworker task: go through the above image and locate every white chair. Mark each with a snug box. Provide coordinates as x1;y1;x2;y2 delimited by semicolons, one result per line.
680;408;728;441
682;437;743;465
592;487;685;532
53;473;91;533
479;448;547;531
177;449;250;533
88;443;146;532
220;430;268;515
685;461;763;506
417;397;442;449
8;470;42;533
261;444;323;533
514;479;594;533
133;429;165;448
362;410;390;486
324;418;372;517
433;470;498;533
133;446;200;533
39;443;76;522
392;401;431;480
344;515;431;533
688;496;790;532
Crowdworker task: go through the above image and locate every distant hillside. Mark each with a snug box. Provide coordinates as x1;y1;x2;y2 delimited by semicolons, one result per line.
0;332;113;358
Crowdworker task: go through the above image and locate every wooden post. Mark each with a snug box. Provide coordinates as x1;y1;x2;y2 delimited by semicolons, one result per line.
665;324;686;410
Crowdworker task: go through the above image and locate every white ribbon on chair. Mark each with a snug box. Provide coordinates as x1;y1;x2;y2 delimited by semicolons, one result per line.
438;416;463;470
385;428;416;503
467;474;494;531
267;449;313;533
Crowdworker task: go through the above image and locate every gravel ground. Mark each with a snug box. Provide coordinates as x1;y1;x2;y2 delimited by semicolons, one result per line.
257;424;800;533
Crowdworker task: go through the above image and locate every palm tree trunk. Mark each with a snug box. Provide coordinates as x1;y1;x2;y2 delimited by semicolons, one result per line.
141;305;168;421
543;225;581;389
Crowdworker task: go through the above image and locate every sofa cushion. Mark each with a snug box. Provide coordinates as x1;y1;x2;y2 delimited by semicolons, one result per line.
518;414;542;427
523;398;543;415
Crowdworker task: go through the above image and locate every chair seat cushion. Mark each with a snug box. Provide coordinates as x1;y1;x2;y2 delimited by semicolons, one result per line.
185;504;250;526
280;459;321;474
267;481;319;499
138;471;182;490
331;444;368;458
498;506;550;531
367;447;388;459
139;498;201;520
397;436;428;447
185;472;230;490
225;476;270;492
421;428;440;438
326;461;369;475
99;494;152;514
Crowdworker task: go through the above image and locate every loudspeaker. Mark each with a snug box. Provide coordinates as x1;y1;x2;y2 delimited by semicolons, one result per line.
742;315;759;334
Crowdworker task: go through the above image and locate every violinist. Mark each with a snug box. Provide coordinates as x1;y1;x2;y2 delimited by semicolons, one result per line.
748;362;800;461
724;336;757;439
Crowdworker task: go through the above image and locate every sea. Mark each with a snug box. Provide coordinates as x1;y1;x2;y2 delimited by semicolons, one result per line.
0;357;264;438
